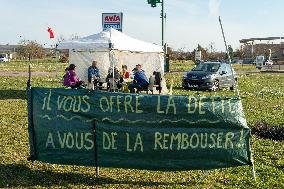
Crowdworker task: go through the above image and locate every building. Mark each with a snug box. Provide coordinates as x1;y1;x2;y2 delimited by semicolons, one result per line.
0;44;20;60
240;37;284;62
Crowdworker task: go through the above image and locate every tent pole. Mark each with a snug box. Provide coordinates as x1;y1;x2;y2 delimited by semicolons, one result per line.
109;29;115;92
56;49;59;79
112;57;114;92
28;64;31;87
161;0;164;47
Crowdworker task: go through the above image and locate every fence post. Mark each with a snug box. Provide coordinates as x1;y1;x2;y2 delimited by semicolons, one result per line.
93;121;99;177
27;64;37;161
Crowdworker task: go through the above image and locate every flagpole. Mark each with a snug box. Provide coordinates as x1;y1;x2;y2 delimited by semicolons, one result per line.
219;16;239;97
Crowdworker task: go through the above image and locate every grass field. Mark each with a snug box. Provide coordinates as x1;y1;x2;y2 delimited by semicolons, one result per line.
164;72;284;128
0;59;67;73
0;60;283;188
170;60;256;72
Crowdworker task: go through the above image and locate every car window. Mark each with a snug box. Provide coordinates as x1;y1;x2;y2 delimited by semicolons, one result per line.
226;64;232;74
219;64;226;73
193;63;220;72
193;64;206;71
256;56;264;61
211;64;220;72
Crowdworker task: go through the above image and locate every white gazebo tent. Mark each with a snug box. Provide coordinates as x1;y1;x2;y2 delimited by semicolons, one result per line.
57;28;166;92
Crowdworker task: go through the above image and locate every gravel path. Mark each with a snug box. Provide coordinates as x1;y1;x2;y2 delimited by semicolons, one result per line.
0;71;58;77
0;69;283;77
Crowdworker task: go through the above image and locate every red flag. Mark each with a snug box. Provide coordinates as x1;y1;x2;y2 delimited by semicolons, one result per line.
47;27;54;39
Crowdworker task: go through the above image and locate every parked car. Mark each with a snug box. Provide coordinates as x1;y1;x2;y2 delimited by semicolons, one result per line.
242;58;254;64
255;56;265;69
182;62;237;91
232;60;243;64
0;55;9;62
231;59;243;64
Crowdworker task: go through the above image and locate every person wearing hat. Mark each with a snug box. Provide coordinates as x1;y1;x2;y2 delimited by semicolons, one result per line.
136;64;145;72
128;65;149;93
63;64;85;89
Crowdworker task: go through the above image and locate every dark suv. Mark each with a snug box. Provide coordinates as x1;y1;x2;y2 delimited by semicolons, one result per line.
182;62;237;91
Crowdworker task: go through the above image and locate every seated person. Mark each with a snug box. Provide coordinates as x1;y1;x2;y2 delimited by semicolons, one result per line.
136;64;145;72
88;60;102;89
121;65;130;80
106;66;123;90
128;67;149;93
121;65;131;92
153;71;162;84
153;71;162;93
63;64;85;89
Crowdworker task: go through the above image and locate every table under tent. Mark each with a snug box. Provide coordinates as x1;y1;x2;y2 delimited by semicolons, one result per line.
57;28;167;94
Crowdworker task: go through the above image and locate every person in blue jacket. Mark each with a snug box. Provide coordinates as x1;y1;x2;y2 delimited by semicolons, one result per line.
88;61;101;89
128;65;149;93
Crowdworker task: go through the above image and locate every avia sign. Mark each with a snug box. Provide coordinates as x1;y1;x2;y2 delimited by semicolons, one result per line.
102;13;123;32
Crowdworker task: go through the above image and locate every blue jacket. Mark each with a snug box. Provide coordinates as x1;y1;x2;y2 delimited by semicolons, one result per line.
88;66;100;82
134;71;149;86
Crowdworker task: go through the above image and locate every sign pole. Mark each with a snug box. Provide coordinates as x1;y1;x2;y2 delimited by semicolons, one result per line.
147;0;168;72
161;0;169;73
161;0;164;47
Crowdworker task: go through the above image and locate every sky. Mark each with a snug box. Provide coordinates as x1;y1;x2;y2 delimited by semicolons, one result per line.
1;0;284;51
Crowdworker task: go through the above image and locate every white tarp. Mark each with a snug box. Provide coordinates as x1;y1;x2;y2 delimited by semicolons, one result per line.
58;28;163;53
57;28;167;93
68;50;164;81
69;50;111;82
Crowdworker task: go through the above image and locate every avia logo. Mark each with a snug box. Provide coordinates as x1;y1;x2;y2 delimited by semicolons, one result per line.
105;15;121;22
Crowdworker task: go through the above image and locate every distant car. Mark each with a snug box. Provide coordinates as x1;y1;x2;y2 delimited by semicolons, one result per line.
243;58;254;64
0;55;9;62
231;59;241;64
182;62;237;91
232;59;243;64
255;55;273;69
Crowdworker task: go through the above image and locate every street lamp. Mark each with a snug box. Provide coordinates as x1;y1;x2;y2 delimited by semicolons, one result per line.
147;0;169;72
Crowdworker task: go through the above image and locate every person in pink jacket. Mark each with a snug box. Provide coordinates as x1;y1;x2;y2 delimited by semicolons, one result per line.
63;64;85;89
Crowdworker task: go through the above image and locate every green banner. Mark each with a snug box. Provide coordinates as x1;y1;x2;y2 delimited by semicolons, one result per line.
27;87;252;170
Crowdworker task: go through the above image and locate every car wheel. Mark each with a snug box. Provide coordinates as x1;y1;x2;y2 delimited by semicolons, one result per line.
211;80;219;91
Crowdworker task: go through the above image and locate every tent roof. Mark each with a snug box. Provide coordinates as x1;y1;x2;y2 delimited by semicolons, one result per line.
57;28;163;53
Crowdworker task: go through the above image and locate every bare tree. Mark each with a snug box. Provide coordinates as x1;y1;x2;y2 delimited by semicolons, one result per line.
16;40;45;61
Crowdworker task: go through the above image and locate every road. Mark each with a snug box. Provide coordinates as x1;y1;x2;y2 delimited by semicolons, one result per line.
0;65;284;77
0;71;58;77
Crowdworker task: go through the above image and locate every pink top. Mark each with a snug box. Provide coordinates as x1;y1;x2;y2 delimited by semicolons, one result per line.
63;70;80;87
